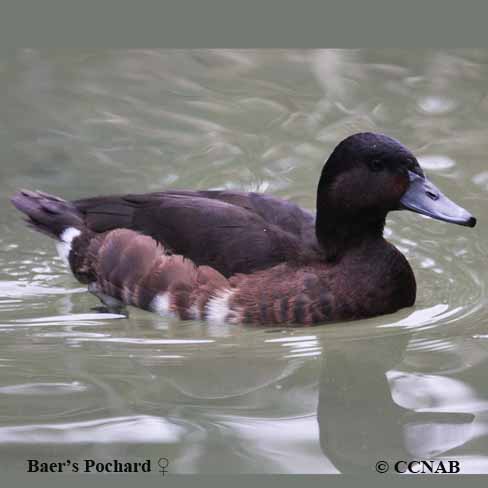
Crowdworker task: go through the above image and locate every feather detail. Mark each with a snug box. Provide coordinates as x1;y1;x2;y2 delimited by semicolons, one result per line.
68;228;236;322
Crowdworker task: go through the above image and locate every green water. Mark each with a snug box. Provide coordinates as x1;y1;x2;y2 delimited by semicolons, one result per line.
0;50;487;473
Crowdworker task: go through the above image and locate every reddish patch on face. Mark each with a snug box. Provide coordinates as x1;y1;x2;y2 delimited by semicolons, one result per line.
391;174;409;200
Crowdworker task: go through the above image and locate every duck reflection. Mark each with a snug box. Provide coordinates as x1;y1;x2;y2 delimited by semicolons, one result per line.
128;318;487;473
317;331;476;472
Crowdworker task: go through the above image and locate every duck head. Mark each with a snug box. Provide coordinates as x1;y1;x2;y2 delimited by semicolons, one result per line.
316;132;476;256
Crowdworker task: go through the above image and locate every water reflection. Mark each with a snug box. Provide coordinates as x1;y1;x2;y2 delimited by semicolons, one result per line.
134;325;488;473
316;329;488;472
1;306;488;472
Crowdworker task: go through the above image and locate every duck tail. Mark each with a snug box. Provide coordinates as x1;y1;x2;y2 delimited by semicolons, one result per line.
11;189;84;240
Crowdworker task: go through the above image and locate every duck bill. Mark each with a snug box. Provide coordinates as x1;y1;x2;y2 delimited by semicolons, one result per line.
399;171;476;227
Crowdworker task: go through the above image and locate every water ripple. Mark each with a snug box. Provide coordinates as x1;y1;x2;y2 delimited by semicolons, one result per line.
0;415;184;444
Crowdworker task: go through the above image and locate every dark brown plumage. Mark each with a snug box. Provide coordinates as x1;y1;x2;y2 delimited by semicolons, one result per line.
11;132;476;326
72;190;314;277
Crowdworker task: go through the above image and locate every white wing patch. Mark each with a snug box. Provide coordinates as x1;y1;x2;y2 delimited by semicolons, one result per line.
56;227;81;264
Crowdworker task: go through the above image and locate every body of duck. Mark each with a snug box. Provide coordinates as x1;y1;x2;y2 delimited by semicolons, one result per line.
11;132;476;326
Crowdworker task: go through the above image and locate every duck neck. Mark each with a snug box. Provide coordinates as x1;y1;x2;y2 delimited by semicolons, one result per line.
315;205;386;262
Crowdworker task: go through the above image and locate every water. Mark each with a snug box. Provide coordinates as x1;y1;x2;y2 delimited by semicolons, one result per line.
0;49;488;473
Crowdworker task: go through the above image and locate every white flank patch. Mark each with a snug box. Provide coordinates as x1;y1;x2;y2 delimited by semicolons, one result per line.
55;227;81;264
150;292;176;318
205;289;235;325
188;304;201;320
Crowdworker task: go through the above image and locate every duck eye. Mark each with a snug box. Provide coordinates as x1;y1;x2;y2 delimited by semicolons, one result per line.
369;159;384;172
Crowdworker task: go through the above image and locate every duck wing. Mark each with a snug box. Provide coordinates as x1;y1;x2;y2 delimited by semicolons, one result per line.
73;191;315;276
74;190;315;236
156;190;315;238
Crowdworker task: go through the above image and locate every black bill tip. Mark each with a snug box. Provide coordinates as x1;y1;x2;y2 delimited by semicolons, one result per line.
466;216;477;228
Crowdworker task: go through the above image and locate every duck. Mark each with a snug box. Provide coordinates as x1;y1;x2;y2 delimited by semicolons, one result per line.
11;132;476;326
